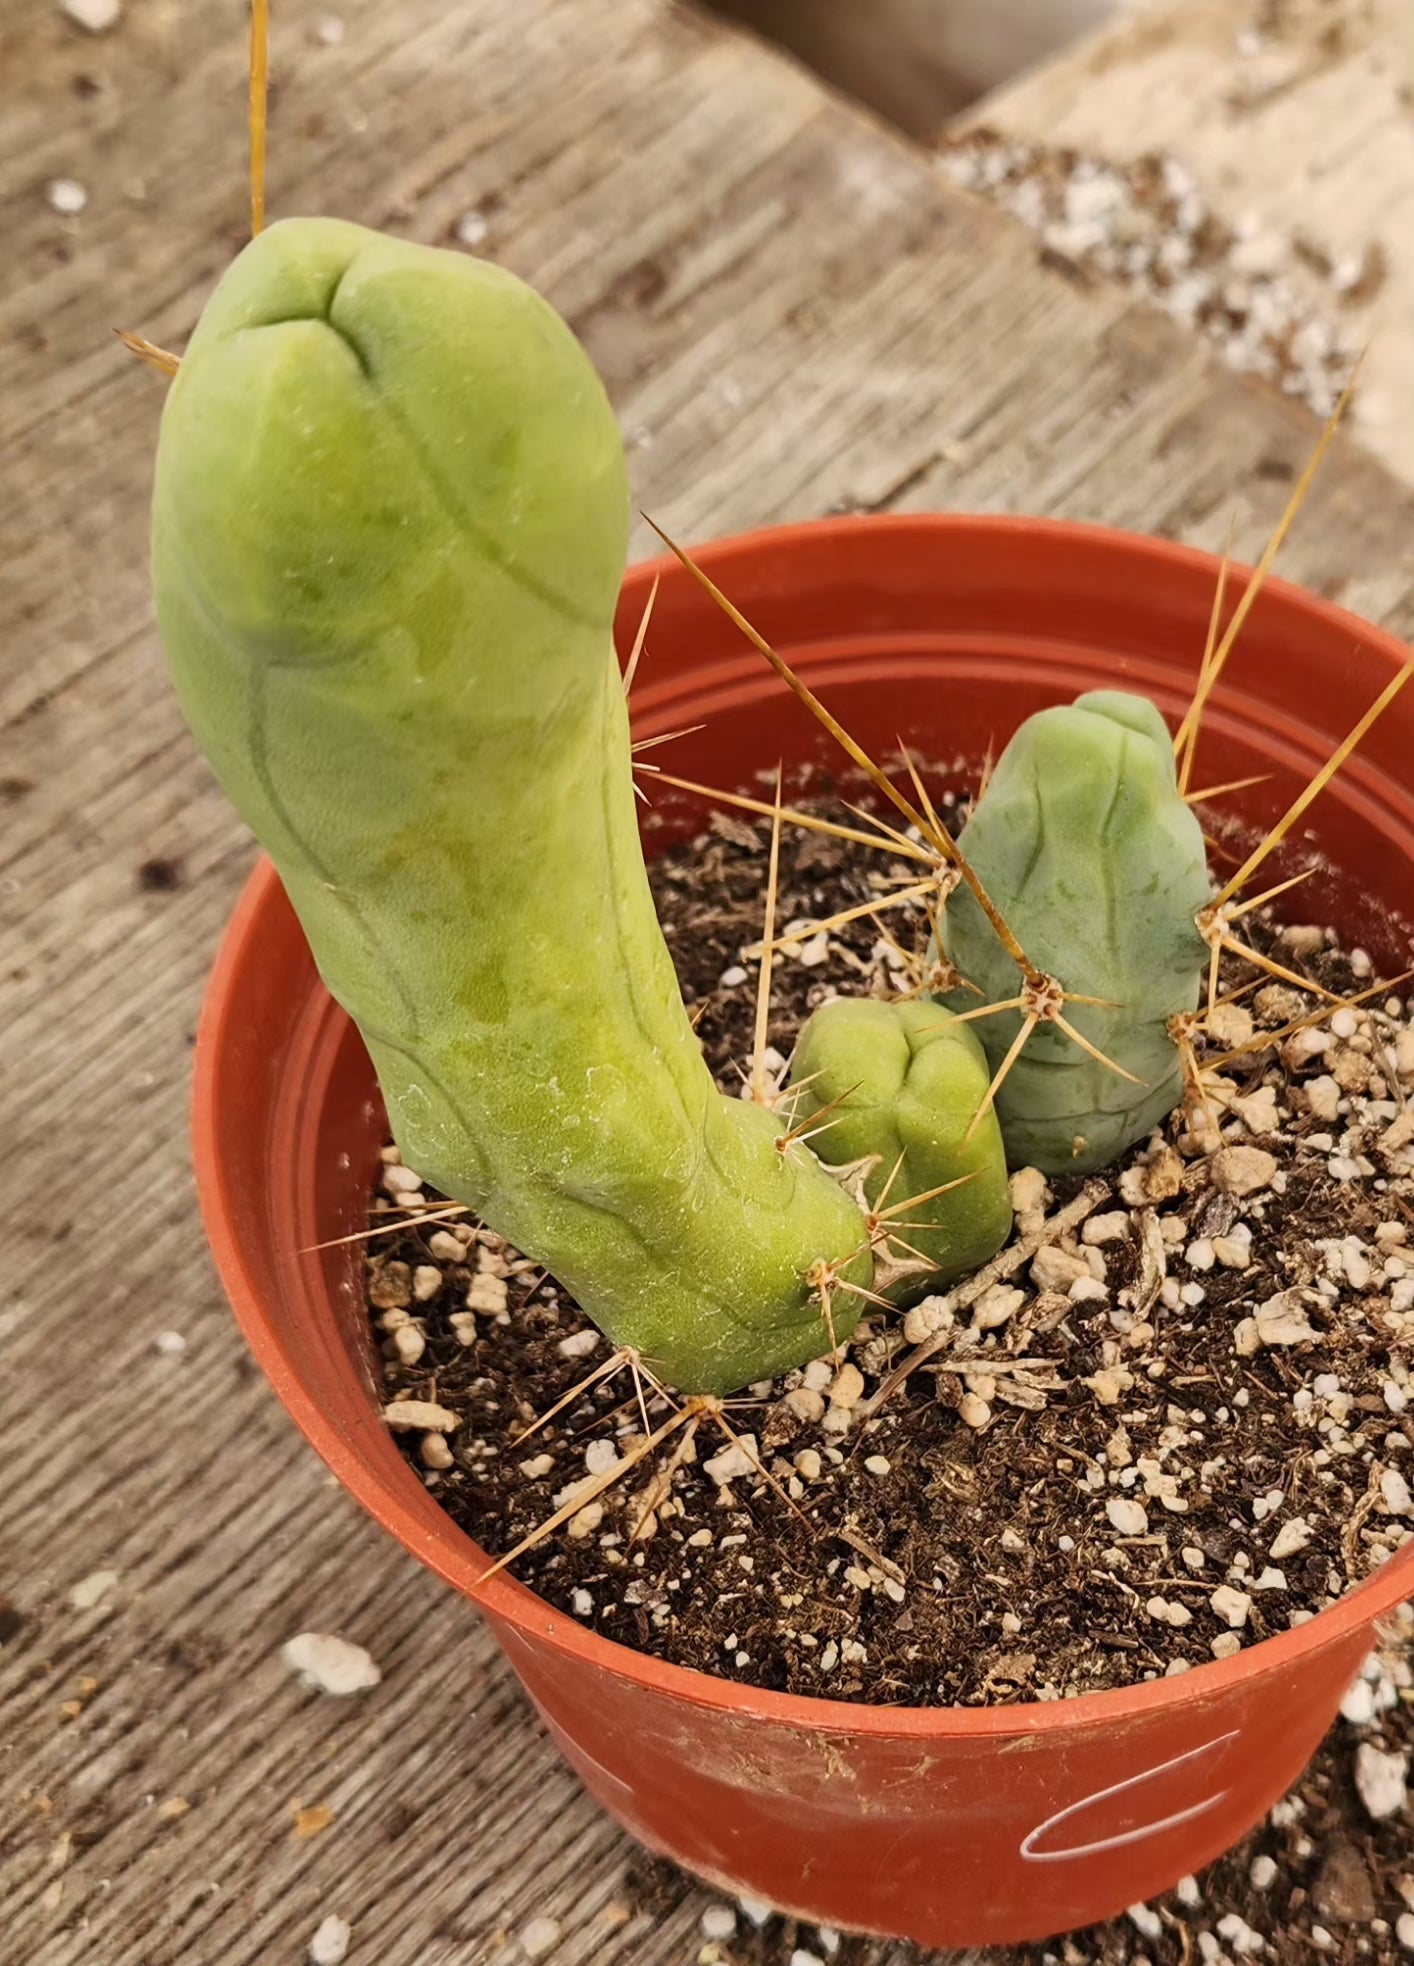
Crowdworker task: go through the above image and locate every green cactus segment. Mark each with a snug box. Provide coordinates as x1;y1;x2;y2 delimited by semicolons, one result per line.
152;216;871;1395
789;999;1013;1302
940;690;1210;1175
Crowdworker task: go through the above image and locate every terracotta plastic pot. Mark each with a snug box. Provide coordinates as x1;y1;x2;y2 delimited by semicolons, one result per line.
194;515;1414;1949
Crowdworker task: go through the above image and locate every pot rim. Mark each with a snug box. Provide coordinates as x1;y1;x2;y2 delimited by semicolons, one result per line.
194;510;1414;1742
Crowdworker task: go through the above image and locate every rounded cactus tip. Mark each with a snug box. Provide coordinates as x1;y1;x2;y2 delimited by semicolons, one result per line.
788;996;1013;1303
939;688;1210;1176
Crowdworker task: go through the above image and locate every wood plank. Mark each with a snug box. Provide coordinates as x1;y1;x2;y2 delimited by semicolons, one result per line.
2;2;1412;1963
961;0;1414;484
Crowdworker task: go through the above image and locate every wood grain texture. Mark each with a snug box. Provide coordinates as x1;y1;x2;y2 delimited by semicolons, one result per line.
3;3;1413;1963
965;0;1414;484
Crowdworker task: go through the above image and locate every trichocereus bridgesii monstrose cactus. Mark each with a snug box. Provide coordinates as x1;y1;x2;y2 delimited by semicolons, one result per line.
152;217;1014;1394
933;690;1212;1176
787;999;1013;1303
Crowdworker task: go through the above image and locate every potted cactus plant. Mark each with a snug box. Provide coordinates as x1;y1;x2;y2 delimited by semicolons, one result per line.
151;215;1251;1405
150;214;1414;1949
155;214;1025;1399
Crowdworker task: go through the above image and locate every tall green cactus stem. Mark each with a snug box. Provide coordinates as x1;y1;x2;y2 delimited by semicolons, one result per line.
939;691;1210;1175
789;999;1012;1301
152;216;872;1395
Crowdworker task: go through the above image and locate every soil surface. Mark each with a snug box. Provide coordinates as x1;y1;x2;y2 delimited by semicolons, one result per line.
367;792;1413;1710
366;786;1414;1954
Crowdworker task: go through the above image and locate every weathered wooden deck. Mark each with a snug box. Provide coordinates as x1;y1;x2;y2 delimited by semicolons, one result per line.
4;2;1414;1962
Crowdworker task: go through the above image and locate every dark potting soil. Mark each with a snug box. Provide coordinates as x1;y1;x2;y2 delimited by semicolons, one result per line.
364;788;1414;1716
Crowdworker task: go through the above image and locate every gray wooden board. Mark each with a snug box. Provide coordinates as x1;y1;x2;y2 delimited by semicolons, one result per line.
3;2;1413;1962
962;0;1414;487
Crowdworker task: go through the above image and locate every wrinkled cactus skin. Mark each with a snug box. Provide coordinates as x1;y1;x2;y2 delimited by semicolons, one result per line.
939;690;1210;1175
152;216;873;1395
789;999;1012;1300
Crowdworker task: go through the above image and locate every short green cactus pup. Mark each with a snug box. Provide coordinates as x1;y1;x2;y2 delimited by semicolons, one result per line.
789;998;1014;1300
937;690;1211;1176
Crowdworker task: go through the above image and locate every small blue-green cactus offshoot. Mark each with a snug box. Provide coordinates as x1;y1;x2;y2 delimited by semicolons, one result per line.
152;216;872;1396
939;690;1210;1175
788;998;1013;1301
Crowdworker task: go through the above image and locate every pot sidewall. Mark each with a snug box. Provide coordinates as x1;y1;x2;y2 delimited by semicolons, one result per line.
192;516;1414;1948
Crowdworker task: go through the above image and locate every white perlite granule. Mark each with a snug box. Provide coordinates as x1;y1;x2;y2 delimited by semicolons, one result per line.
281;1633;382;1696
519;1915;561;1958
309;1915;352;1965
